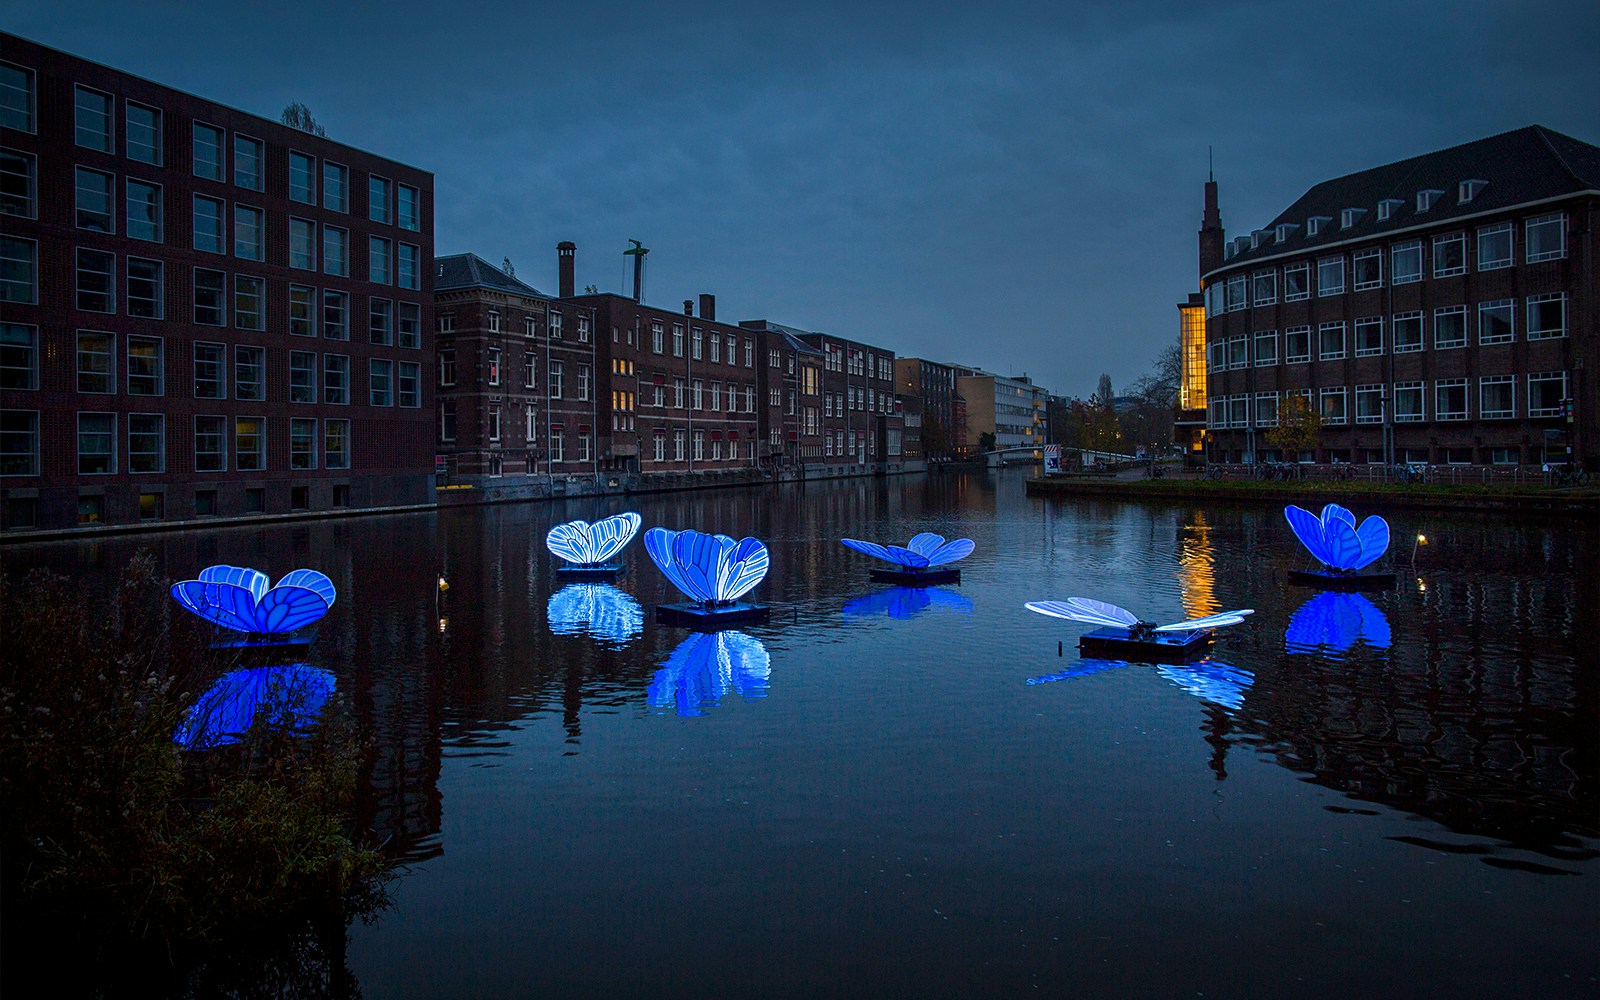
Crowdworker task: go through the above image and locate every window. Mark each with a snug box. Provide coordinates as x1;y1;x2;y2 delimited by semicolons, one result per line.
323;162;348;211
1479;376;1514;419
398;244;419;289
368;176;391;224
1528;372;1566;418
1426;233;1465;278
578;315;591;343
78;413;116;473
369;297;393;345
194;415;226;472
398;302;420;348
325;419;350;470
128;414;164;473
287;284;315;337
1393;311;1423;353
651;321;664;354
290;418;317;470
287;217;316;270
1477;223;1512;270
1251;271;1276;306
193;195;224;252
0;237;35;303
1525;213;1565;262
1224;275;1246;311
323;290;348;340
1283;263;1310;301
124;102;162;164
76;167;114;232
289;350;316;403
578;433;591;462
1434;379;1467;421
1348;317;1381;357
1318;322;1346;360
193;342;226;398
233;205;264;260
1316;256;1344;296
1459;179;1487;204
128;337;164;395
323;355;350;404
1228;396;1248;429
745;339;755;367
0;324;38;390
289;152;315;204
1353;249;1382;289
398;184;419;231
77;331;115;393
234;136;263;190
691;379;703;409
323;226;348;276
673;377;684;408
77;249;115;313
486;346;500;385
75;86;112;151
548;360;562;398
234;276;264;331
488;310;501;333
1;63;35;132
0;410;39;476
1284;326;1311;364
235;346;264;401
1392;381;1423;422
672;324;684;356
549;428;564;463
439;401;456;442
1;148;35;218
398;361;421;407
1253;330;1278;367
653;431;666;463
192;122;223;179
1490;447;1518;466
1355;384;1384;424
577;363;590;401
1227;336;1248;369
692;430;705;462
120;179;163;243
1254;392;1278;427
691;328;704;359
235;417;265;471
1433;306;1466;349
194;268;225;325
127;257;163;318
1526;294;1566;340
1478;300;1513;345
1385;240;1422;285
438;349;455;387
369;236;391;284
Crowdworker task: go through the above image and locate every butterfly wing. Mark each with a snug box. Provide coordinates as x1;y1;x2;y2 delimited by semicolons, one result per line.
275;569;336;609
1025;599;1138;628
925;538;974;567
841;538;895;563
198;564;270;603
254;585;331;633
906;533;945;557
885;545;930;568
589;512;642;563
1154;608;1253;632
1351;515;1390;570
171;581;261;632
717;537;769;601
1284;506;1333;566
547;519;599;565
1322;517;1365;571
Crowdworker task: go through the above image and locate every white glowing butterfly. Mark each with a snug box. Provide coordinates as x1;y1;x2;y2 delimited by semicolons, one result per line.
1025;597;1253;636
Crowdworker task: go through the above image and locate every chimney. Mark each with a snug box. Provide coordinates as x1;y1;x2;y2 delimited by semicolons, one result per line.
557;241;575;298
683;299;694;317
698;294;716;322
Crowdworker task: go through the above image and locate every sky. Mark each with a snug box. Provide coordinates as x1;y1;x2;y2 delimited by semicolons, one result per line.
11;0;1598;397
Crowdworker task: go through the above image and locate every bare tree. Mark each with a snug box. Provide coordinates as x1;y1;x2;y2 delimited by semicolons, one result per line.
1095;372;1114;404
280;101;327;137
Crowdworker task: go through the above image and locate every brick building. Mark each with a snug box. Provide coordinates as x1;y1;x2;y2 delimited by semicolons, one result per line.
0;33;434;532
894;357;958;459
740;325;900;470
433;253;598;487
1199;125;1598;468
737;320;824;465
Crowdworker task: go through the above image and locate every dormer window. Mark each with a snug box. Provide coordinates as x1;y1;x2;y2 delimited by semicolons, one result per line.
1251;229;1269;250
1232;235;1253;256
1377;198;1404;222
1275;223;1300;244
1306;215;1332;237
1224;241;1237;260
1458;179;1487;204
1341;208;1367;229
1416;189;1444;212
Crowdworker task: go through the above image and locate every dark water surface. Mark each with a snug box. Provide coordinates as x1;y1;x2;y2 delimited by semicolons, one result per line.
6;470;1597;998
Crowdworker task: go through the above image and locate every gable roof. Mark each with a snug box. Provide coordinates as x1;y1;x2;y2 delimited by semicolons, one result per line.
434;253;548;297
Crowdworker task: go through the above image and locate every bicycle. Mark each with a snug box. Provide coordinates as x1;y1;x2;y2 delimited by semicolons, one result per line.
1552;466;1590;487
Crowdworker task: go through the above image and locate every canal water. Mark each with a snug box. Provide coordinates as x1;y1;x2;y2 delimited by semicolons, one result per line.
6;469;1596;998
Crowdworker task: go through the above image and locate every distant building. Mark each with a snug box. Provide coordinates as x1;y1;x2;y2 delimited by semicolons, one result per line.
737;320;825;465
0;33;435;532
1198;125;1598;468
955;370;1049;454
894;357;958;459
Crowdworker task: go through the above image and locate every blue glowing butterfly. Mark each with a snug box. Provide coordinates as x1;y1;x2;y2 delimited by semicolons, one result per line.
173;663;336;749
171;565;337;634
547;583;643;647
1026;658;1132;685
648;630;770;717
1154;661;1254;710
1284;591;1392;653
644;528;769;605
842;586;974;620
840;532;974;570
1284;504;1390;572
546;512;642;567
1025;597;1253;639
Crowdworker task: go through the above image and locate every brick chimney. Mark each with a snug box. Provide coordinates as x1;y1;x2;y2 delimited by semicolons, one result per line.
557;241;576;298
683;299;694;316
699;294;716;322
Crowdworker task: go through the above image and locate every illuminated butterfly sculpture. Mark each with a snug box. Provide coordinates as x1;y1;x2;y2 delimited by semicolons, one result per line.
840;533;974;572
170;565;337;635
644;528;769;607
648;630;771;717
1284;504;1390;572
173;663;336;749
547;583;643;648
1025;597;1253;642
545;512;642;567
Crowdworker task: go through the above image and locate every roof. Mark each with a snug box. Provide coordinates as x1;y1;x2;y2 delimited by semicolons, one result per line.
434;253;548;297
1213;125;1600;274
738;319;826;356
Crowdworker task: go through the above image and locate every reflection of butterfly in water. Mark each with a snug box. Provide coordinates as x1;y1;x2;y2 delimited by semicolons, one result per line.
170;565;336;634
842;587;973;620
1028;658;1254;711
1284;591;1392;653
840;533;974;570
545;513;642;566
1025;597;1252;640
645;528;769;605
547;584;643;647
648;631;770;717
1284;504;1390;572
174;663;336;749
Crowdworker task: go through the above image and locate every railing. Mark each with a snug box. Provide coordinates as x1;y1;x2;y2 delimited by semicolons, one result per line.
1197;462;1590;487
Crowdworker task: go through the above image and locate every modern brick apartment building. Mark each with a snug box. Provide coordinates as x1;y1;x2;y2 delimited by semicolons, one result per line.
1199;126;1597;468
0;34;434;532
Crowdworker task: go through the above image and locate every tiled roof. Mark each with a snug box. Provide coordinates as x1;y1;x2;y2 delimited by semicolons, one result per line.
434;253;548;297
1216;125;1600;272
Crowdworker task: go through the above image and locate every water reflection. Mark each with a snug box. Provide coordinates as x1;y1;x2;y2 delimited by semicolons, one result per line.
1283;591;1392;654
841;586;973;620
648;631;771;717
546;584;643;648
174;663;336;749
1154;660;1254;711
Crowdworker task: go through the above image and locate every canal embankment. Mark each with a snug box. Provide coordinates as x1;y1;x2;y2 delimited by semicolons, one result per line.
1025;476;1600;515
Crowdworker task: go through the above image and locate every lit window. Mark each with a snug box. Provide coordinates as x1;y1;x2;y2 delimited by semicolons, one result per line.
234;416;265;471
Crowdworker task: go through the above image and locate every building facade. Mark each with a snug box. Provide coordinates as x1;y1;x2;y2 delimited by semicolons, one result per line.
956;370;1049;454
1199;126;1597;468
739;320;824;465
894;357;958;459
796;329;900;468
0;34;435;532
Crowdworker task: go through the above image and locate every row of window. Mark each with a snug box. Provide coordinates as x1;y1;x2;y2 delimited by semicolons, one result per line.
1207;214;1568;315
1205;372;1569;428
0;412;351;477
1230;185;1552;257
823;388;895;417
641;320;760;368
1207;295;1568;370
437;309;589;341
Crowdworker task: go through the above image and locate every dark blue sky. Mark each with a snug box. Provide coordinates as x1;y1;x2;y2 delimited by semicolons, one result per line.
12;0;1597;396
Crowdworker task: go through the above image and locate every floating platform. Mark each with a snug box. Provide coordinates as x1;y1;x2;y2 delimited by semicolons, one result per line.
654;601;771;629
556;561;626;580
210;630;317;659
869;567;961;586
1077;626;1212;663
1287;568;1396;591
